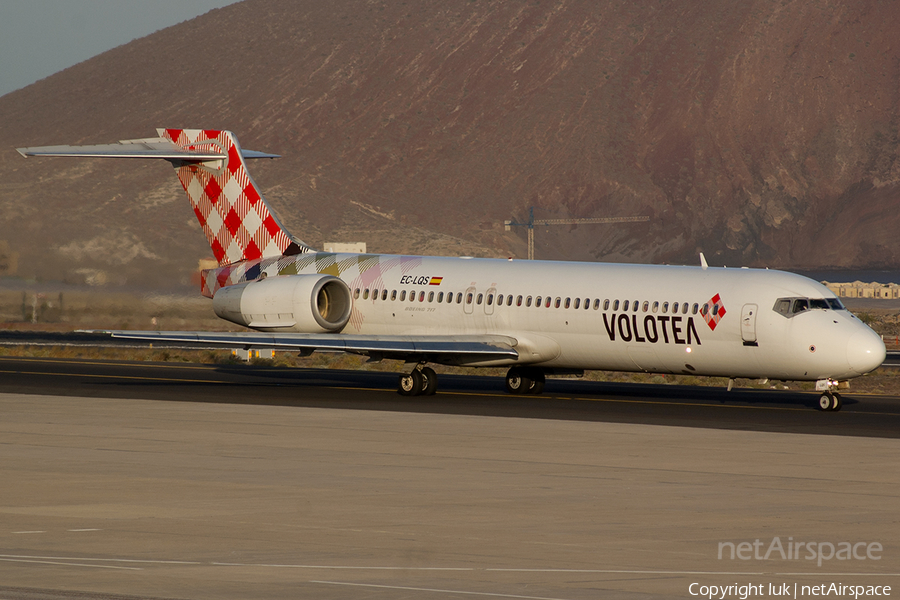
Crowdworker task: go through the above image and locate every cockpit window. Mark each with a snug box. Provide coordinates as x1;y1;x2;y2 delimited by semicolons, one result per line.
773;296;846;318
792;299;809;313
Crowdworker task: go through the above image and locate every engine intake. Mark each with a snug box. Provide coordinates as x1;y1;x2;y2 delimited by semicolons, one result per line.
212;274;352;333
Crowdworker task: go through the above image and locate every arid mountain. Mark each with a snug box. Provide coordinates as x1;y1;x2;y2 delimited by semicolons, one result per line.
1;0;898;289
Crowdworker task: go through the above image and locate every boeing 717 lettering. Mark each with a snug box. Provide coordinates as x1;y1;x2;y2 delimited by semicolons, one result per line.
17;129;886;410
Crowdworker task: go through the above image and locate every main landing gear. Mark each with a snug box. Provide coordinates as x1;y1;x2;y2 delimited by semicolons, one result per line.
504;367;545;395
396;365;547;396
397;365;437;396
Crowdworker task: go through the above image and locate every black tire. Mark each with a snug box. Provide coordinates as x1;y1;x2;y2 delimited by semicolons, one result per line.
832;392;843;412
526;368;546;395
421;366;438;396
818;393;834;411
398;370;424;396
505;367;532;394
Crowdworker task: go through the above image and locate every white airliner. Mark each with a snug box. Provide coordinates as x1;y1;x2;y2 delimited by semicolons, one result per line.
18;129;886;411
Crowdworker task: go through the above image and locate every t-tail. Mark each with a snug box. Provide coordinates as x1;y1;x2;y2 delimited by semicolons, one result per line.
18;129;314;296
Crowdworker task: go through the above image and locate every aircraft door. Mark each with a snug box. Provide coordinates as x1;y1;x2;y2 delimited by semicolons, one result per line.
741;304;758;343
463;286;476;315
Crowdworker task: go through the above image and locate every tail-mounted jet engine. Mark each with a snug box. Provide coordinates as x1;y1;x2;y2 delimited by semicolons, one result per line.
212;275;352;333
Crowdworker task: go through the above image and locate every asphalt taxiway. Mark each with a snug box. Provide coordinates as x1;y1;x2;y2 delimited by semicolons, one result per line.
1;357;898;600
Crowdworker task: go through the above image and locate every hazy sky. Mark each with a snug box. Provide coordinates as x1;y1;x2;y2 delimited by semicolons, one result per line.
0;0;241;98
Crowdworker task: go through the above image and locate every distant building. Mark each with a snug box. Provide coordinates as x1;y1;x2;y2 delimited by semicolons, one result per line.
823;281;900;299
324;242;366;253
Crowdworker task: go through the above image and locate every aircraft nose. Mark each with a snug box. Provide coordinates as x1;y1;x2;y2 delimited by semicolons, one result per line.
847;328;886;374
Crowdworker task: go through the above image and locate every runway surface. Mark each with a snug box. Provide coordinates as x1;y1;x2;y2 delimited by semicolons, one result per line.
1;357;898;600
0;356;899;437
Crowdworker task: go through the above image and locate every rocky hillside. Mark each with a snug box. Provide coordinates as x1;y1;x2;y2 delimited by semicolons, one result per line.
1;0;898;289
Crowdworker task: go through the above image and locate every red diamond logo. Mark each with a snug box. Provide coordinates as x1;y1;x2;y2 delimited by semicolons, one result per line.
703;293;726;331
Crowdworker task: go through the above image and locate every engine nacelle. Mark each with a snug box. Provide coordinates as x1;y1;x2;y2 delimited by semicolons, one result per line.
212;274;352;333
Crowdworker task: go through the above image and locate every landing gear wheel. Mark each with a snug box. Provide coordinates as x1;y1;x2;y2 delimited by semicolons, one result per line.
420;366;438;396
505;367;532;394
398;370;424;396
818;392;842;412
398;367;437;396
832;392;842;412
527;369;546;395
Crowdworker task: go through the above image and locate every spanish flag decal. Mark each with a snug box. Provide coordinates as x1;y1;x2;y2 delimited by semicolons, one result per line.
429;277;443;285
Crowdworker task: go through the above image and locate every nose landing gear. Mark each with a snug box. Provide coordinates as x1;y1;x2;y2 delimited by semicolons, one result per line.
815;379;844;411
817;391;842;412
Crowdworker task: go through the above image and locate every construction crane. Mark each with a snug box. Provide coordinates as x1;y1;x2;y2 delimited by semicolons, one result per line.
504;207;649;260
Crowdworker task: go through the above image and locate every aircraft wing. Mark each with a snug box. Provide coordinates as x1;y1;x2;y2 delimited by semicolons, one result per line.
95;330;519;363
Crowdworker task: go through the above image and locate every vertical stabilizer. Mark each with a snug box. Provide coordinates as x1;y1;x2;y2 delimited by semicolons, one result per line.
158;128;312;266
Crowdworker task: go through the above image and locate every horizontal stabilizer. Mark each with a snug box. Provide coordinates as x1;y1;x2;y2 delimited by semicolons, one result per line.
17;138;279;161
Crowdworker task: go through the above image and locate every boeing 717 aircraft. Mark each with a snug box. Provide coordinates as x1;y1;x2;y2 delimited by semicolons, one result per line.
18;129;886;411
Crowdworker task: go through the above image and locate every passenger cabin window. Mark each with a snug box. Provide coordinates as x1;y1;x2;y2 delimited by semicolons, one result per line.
391;290;398;301
526;296;533;307
428;291;435;302
399;290;406;301
477;293;484;305
642;301;649;312
623;300;629;311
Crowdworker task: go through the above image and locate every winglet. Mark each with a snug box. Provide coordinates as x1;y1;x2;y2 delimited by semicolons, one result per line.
700;252;709;270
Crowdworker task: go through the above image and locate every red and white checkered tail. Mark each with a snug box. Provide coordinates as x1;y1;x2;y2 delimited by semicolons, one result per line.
158;128;312;266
